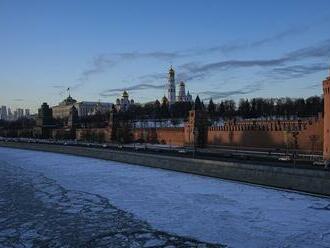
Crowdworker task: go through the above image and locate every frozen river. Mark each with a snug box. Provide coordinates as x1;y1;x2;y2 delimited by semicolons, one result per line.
0;147;330;248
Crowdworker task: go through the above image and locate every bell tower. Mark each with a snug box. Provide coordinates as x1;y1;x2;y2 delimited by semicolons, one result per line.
167;66;176;104
323;68;330;161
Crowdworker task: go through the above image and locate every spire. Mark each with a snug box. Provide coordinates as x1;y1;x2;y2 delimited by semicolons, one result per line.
194;95;202;110
169;65;175;75
122;90;129;98
167;66;176;104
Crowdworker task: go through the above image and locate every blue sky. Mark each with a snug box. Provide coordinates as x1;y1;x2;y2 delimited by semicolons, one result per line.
0;0;330;112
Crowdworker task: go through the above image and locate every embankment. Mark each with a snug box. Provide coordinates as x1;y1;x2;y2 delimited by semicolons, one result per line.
1;141;330;196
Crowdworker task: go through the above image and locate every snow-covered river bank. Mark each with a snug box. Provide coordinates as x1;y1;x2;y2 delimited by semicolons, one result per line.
0;147;329;248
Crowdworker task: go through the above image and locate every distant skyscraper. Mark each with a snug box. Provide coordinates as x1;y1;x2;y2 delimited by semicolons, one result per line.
17;108;24;119
0;106;7;120
25;109;30;117
167;66;176;104
7;108;12;121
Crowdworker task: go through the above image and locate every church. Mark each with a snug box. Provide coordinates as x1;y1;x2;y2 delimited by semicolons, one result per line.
166;66;193;104
115;90;135;112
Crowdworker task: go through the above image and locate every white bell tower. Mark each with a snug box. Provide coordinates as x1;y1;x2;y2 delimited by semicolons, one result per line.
167;66;176;104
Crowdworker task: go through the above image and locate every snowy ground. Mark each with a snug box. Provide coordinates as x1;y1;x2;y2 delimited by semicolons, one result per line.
0;147;330;248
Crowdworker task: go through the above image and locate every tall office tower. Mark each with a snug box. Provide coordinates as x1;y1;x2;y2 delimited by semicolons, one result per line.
25;109;30;117
167;66;176;104
7;108;12;121
17;108;24;119
0;106;7;120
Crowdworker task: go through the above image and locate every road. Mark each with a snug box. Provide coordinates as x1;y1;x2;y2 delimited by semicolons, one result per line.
0;138;326;171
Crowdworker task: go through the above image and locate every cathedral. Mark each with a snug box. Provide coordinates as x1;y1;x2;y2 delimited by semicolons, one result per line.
167;66;193;104
115;90;135;112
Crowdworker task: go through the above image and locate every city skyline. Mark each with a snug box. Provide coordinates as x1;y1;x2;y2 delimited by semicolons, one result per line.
1;0;330;112
0;105;31;120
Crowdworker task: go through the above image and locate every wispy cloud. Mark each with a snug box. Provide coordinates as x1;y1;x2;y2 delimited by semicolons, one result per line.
51;85;69;96
101;39;329;100
197;82;263;101
250;26;309;47
189;26;310;56
61;21;329;102
270;63;329;79
75;26;319;87
52;85;66;89
286;40;330;60
78;54;115;83
112;51;180;61
100;83;166;97
79;52;180;84
137;72;167;83
177;39;330;81
301;82;323;90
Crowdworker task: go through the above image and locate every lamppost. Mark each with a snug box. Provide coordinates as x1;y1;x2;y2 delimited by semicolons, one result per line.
309;135;318;156
291;130;299;168
286;128;299;168
193;127;198;159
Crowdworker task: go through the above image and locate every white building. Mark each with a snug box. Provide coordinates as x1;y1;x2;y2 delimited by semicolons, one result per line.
177;81;193;102
166;66;193;104
167;66;176;104
76;101;112;116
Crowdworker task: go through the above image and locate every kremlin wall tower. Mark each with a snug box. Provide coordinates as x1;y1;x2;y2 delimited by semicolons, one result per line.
323;70;330;160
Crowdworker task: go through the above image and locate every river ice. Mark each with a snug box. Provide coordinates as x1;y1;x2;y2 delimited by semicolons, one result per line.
0;147;329;248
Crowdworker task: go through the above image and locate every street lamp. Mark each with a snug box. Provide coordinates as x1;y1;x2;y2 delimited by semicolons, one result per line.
193;127;198;158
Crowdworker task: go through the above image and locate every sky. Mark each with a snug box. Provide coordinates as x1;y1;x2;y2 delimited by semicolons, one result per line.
0;0;330;113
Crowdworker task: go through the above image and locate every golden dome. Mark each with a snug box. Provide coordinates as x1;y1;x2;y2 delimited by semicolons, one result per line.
122;90;129;98
162;95;168;103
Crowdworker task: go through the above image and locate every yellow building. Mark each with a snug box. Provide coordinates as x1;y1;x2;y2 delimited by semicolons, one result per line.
52;95;112;119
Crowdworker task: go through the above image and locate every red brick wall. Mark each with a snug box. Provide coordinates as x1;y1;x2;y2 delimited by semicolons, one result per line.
297;118;323;152
75;116;324;153
132;128;185;146
207;117;323;152
76;128;112;142
207;129;286;149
